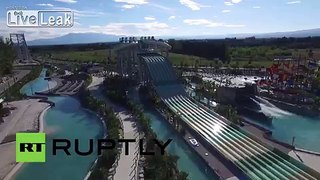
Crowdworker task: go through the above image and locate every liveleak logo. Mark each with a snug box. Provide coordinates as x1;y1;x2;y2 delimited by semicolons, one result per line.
16;133;172;163
16;133;46;162
7;10;74;28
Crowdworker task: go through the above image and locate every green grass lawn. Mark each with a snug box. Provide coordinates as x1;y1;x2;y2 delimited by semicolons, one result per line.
169;53;273;68
292;49;320;59
44;46;317;69
229;60;273;68
51;49;115;63
168;53;214;66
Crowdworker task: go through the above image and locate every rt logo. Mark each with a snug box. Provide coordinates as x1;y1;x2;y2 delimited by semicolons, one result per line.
16;133;46;162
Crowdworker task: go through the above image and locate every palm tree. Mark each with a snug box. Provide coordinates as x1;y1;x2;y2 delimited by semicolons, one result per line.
0;102;3;117
227;105;240;124
0;39;15;75
177;172;188;180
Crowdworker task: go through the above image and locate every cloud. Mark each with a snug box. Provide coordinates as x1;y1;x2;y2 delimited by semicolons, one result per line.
54;0;77;4
115;0;148;9
144;16;156;21
114;0;148;5
168;16;176;20
222;10;231;13
231;0;242;3
148;3;174;13
224;2;233;6
224;24;246;28
253;6;261;9
183;19;223;27
90;22;173;36
224;0;242;6
2;18;173;41
179;0;211;11
183;19;245;28
287;1;301;4
47;6;105;17
74;21;81;26
0;18;77;41
122;4;136;9
36;3;54;7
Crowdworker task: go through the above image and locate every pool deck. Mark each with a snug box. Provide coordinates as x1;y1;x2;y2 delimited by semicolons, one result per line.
241;122;292;154
0;99;51;180
0;99;49;143
289;150;320;173
87;76;104;89
241;120;320;172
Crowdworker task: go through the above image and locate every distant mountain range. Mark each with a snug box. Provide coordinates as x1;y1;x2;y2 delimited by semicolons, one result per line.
28;33;120;46
27;28;320;46
201;28;320;39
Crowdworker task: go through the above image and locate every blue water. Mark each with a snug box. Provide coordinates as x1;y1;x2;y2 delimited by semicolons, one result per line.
15;69;103;180
20;69;49;95
129;88;218;180
244;101;320;152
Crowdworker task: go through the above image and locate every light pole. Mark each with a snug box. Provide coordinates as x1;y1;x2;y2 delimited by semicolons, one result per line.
30;84;34;95
47;80;50;93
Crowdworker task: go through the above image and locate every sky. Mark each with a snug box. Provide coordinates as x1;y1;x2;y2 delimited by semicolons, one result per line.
0;0;319;41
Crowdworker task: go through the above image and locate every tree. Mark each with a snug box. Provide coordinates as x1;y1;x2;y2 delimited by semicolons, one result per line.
177;172;189;180
0;102;3;117
179;60;183;68
0;38;15;76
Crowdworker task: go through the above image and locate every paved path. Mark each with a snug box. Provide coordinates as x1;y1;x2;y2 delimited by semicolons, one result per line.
87;76;104;89
0;99;50;180
0;142;16;180
88;76;140;180
0;70;30;95
0;99;48;143
289;150;320;173
241;121;292;154
114;112;140;180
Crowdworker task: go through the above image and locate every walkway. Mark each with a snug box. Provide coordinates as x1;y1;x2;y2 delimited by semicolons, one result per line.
289;150;320;173
114;112;140;180
0;99;48;143
0;99;49;180
0;70;30;95
88;76;141;180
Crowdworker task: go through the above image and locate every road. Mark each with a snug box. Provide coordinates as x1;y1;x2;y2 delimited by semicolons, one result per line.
0;70;30;95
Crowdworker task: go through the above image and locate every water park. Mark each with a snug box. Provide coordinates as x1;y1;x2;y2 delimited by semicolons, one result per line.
1;35;320;180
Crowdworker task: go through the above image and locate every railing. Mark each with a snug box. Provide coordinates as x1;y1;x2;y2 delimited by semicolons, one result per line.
107;113;125;180
130;130;140;180
84;100;123;180
156;103;224;180
84;114;108;180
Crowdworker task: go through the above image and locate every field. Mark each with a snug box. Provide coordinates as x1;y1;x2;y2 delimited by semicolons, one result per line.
50;49;115;63
229;46;320;61
229;47;320;68
168;53;213;66
292;49;320;59
37;46;320;69
169;53;273;68
229;60;273;68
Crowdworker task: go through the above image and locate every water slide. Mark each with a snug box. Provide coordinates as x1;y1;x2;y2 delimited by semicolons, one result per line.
251;96;292;118
254;96;276;108
138;53;319;179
